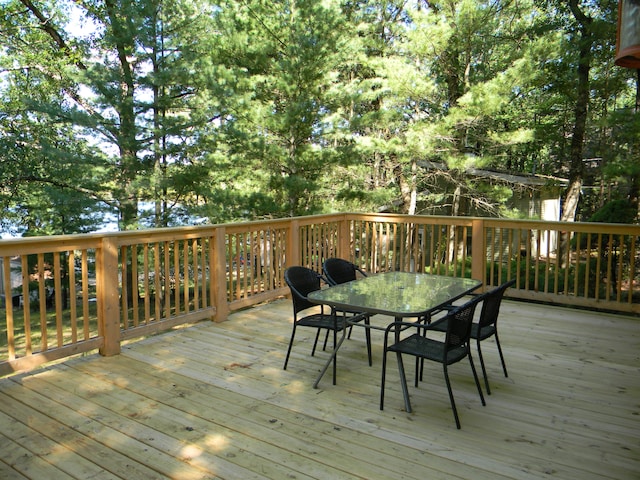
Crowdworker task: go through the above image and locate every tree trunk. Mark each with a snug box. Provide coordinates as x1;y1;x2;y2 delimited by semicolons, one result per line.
632;69;640;219
559;1;593;266
397;159;417;215
561;1;593;223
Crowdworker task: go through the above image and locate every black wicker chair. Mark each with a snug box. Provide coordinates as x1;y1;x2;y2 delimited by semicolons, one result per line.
322;257;368;286
283;266;371;384
380;295;486;429
430;279;515;394
322;258;372;365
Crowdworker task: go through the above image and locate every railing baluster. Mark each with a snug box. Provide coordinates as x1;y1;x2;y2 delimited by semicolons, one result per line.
630;235;637;305
3;257;15;361
53;253;63;348
21;255;32;356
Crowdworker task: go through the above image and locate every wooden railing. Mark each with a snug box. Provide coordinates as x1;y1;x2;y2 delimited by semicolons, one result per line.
1;214;638;376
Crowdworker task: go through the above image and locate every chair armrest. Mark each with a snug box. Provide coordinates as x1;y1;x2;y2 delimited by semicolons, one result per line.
382;318;443;349
355;266;368;278
383;319;443;334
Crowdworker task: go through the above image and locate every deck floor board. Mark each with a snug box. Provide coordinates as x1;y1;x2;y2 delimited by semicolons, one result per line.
0;298;638;479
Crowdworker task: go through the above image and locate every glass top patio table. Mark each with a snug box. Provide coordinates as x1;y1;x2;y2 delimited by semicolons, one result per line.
307;271;482;394
308;271;482;319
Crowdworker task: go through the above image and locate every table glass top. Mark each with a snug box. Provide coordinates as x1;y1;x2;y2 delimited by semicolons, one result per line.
308;271;481;317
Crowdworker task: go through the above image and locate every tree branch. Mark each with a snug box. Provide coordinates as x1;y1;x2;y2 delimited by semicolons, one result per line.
11;174;116;208
19;0;88;70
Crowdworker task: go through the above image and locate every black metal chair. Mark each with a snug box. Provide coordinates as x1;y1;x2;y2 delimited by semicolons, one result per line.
283;266;371;384
322;258;372;365
322;258;368;286
430;279;515;394
380;295;486;429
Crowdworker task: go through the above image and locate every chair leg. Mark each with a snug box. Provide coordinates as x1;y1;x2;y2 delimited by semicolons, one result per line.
380;348;388;410
332;327;337;385
417;320;430;382
321;329;330;351
283;324;297;370
476;338;491;395
494;331;509;377
468;352;486;407
364;316;372;366
312;328;323;356
443;364;461;429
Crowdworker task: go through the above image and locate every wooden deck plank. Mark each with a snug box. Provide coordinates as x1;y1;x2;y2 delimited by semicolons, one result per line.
0;433;70;480
5;370;278;480
0;299;638;480
0;455;30;480
0;383;210;480
121;309;637;480
0;409;119;480
130;301;640;480
118;340;482;479
68;356;463;480
38;366;367;480
219;304;637;480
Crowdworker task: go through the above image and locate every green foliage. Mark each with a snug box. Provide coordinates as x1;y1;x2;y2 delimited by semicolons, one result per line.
588;200;638;224
488;256;620;301
1;0;638;236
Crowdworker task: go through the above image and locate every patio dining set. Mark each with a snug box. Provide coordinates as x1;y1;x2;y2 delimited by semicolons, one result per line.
283;258;515;429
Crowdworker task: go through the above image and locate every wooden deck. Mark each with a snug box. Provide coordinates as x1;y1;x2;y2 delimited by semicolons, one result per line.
0;298;638;479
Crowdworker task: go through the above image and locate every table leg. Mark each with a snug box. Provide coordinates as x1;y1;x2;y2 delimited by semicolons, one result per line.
396;351;413;413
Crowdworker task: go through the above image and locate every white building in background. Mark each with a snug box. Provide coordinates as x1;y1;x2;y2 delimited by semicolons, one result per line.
412;162;568;259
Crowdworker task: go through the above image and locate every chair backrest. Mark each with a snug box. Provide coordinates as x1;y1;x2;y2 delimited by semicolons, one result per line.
477;279;515;329
284;266;322;314
323;258;365;286
444;295;484;349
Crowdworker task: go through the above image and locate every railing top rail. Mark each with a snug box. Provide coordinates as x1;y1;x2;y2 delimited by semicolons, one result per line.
343;213;474;225
0;235;103;256
0;219;295;253
1;213;638;253
478;217;640;233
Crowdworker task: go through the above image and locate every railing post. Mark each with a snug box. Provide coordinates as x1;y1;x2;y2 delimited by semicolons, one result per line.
471;218;486;289
338;214;351;259
212;226;230;322
287;218;300;268
98;237;121;356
